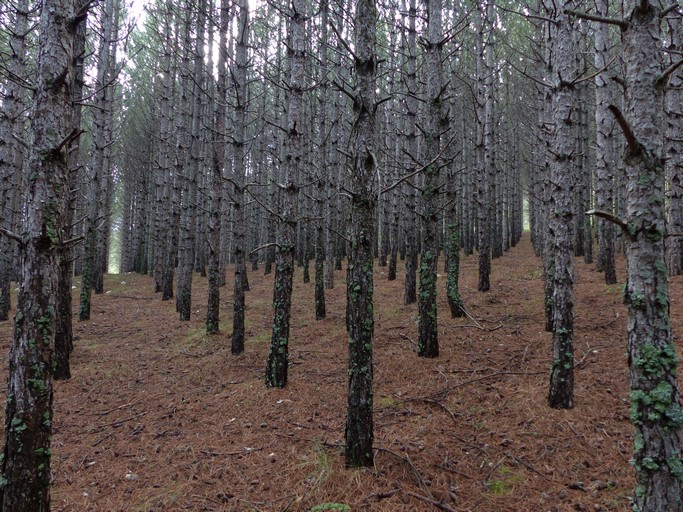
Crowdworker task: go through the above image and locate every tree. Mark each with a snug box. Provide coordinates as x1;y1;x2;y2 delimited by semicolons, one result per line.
79;0;120;321
417;0;447;358
402;0;418;305
475;1;494;293
265;0;305;388
593;0;617;283
345;0;378;467
176;0;207;322
231;0;249;353
611;3;683;508
0;0;29;323
546;2;575;410
0;0;77;508
207;0;230;334
576;1;683;507
55;0;90;380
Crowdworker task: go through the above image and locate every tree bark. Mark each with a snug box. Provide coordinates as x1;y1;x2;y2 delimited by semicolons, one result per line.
345;0;377;468
616;3;683;509
0;0;76;508
547;4;575;410
266;0;305;388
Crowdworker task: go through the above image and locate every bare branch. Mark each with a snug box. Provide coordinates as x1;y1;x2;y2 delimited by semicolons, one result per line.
608;104;639;153
564;9;628;29
586;209;629;232
656;57;683;88
0;227;23;244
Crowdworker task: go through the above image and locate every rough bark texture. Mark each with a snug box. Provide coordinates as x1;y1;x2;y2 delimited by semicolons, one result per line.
446;216;465;319
618;4;683;510
207;0;230;335
55;0;89;380
315;0;328;319
79;0;115;322
403;0;418;306
266;0;304;388
231;0;249;353
547;5;575;410
594;0;617;283
417;0;446;359
0;0;28;323
177;0;206;322
665;13;683;276
345;0;377;468
476;3;492;293
0;0;76;509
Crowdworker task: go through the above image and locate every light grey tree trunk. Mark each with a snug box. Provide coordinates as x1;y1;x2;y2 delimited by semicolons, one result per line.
403;0;418;305
177;0;207;321
154;2;176;295
79;0;116;321
607;2;683;508
476;2;493;292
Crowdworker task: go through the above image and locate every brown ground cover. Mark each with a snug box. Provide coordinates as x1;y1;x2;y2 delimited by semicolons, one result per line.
1;234;682;511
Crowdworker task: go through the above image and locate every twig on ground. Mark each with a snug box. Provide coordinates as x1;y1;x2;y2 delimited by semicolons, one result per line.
400;333;417;349
364;488;401;502
92;431;115;447
92;401;134;417
375;447;432;495
436;463;474;479
110;411;147;428
504;450;550;481
403;490;460;512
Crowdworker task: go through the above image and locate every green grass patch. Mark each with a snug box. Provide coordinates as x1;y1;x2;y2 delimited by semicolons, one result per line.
377;396;401;409
485;465;523;496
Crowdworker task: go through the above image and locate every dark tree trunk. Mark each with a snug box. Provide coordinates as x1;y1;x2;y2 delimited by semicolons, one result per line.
231;0;249;353
55;0;89;380
547;6;575;410
207;0;230;335
0;0;76;508
266;0;305;388
403;0;418;306
417;0;446;359
345;0;377;468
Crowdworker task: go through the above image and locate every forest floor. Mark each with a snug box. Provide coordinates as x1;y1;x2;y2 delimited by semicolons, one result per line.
1;234;682;512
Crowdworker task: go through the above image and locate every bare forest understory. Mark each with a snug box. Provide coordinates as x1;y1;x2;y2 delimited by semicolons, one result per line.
1;234;679;512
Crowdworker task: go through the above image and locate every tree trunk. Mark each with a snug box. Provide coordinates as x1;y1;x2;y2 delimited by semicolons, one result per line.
207;0;230;334
665;13;683;276
0;0;28;324
614;3;683;509
79;0;116;321
403;0;418;305
231;0;249;353
345;0;377;468
0;0;76;508
547;6;575;410
266;0;305;388
418;0;446;358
